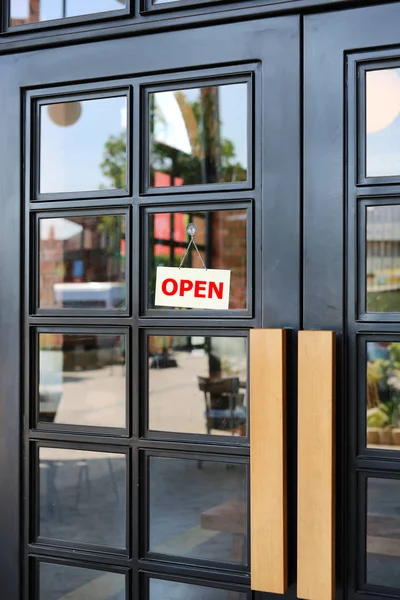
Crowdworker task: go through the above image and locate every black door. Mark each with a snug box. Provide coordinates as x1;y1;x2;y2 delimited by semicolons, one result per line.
0;17;300;599
305;4;400;600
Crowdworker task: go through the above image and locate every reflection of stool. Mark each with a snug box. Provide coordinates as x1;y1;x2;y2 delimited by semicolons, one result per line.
76;458;119;508
40;460;63;519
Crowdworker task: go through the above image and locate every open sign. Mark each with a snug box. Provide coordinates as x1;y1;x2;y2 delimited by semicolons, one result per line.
155;267;231;310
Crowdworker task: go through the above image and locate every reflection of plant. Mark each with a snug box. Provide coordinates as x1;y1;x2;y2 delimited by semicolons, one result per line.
367;343;400;428
367;407;389;428
100;132;126;189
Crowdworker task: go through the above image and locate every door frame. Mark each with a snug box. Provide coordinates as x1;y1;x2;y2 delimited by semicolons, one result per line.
305;4;400;599
0;16;300;598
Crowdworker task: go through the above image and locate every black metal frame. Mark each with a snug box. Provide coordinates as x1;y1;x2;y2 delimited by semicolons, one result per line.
26;82;133;203
356;197;400;322
29;440;131;554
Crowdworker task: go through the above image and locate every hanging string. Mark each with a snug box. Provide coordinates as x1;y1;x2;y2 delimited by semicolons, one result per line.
179;223;207;270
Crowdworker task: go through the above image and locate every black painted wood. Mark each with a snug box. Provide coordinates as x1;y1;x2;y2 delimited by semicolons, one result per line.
0;15;300;599
305;4;400;600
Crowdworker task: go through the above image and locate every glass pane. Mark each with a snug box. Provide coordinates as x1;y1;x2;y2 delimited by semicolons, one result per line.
150;578;247;600
366;205;400;313
366;68;400;177
148;210;247;310
367;478;400;588
148;336;247;436
39;562;125;600
38;214;126;310
39;448;126;547
10;0;126;26
149;83;248;187
149;456;248;564
40;96;127;194
38;333;126;429
366;341;400;448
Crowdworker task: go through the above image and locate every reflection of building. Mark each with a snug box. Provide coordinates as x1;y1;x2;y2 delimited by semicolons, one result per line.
40;217;125;309
367;206;400;292
150;210;246;309
11;0;40;26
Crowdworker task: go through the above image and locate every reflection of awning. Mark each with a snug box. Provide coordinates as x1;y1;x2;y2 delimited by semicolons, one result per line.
40;218;82;241
154;92;192;155
40;216;117;241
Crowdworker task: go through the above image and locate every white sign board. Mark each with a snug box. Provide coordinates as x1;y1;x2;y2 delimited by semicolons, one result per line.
155;267;231;310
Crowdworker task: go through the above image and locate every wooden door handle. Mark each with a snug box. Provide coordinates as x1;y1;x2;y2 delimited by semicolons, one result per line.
250;329;288;594
297;330;336;600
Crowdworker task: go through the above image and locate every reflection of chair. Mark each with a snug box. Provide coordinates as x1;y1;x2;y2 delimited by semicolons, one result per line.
198;376;246;435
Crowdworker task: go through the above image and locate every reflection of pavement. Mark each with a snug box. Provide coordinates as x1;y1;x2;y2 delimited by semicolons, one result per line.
367;478;400;588
149;351;247;436
150;457;247;564
150;578;246;600
41;563;125;600
40;452;126;548
54;364;125;428
41;353;249;599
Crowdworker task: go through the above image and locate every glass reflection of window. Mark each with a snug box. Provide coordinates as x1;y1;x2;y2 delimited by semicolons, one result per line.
148;335;248;436
367;478;400;588
366;68;400;177
38;333;126;429
40;563;126;600
39;448;126;548
366;341;400;448
149;83;248;188
40;96;127;194
148;210;247;310
39;215;126;310
10;0;126;26
366;206;400;313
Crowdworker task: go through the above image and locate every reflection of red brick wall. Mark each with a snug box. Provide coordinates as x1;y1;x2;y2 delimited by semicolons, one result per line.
186;211;247;309
40;333;63;350
39;226;63;309
211;211;246;309
11;0;40;26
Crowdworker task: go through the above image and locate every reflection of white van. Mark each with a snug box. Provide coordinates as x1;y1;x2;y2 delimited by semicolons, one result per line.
39;349;63;423
54;282;125;309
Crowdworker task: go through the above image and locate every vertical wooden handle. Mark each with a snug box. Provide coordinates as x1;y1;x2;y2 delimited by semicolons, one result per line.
297;330;336;600
250;329;287;593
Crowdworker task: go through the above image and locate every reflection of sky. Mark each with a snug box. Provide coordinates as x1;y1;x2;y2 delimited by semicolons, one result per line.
368;113;400;176
367;69;400;177
40;218;82;241
154;84;248;167
40;97;126;193
11;0;125;21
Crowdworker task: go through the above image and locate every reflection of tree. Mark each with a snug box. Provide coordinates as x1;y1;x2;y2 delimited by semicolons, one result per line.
100;132;127;189
367;343;400;428
100;89;246;189
151;88;247;185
